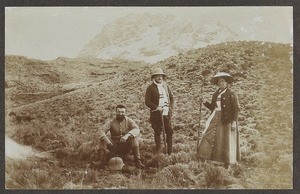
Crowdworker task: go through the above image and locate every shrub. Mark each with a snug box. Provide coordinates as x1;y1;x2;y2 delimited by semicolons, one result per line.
203;163;237;188
5;157;66;189
166;151;192;165
151;163;196;188
243;152;270;167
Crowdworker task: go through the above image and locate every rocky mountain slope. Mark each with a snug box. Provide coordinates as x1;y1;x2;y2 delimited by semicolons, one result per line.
78;12;290;64
5;41;292;189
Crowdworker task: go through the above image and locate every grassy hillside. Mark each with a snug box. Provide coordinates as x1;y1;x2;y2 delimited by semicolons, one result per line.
5;41;292;189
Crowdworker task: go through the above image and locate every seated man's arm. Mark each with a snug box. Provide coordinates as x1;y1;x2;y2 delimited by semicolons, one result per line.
127;117;140;137
99;121;113;145
120;117;140;142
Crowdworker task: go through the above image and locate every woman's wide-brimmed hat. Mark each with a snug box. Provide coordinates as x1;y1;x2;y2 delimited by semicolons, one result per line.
108;157;125;171
151;68;166;79
210;72;234;85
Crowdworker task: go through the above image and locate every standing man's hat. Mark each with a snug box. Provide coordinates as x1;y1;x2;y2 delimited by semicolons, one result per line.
151;68;166;79
210;72;234;85
108;157;125;171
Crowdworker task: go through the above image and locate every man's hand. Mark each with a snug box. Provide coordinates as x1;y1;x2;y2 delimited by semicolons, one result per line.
155;106;164;112
103;137;113;146
120;134;131;143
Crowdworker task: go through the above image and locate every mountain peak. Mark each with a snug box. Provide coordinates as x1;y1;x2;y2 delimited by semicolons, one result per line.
77;12;290;64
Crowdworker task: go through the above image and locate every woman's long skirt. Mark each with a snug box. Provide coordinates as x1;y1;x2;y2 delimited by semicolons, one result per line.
198;111;241;164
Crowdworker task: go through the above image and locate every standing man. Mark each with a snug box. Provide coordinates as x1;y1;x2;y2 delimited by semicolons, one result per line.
98;104;144;169
145;68;174;155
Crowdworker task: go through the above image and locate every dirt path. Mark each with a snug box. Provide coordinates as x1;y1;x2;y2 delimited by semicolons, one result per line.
5;136;49;160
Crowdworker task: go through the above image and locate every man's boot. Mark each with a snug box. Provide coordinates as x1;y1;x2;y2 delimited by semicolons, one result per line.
132;146;144;169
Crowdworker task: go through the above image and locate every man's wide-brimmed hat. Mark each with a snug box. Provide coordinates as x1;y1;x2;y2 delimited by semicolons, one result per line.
210;72;234;85
108;157;125;171
151;68;166;79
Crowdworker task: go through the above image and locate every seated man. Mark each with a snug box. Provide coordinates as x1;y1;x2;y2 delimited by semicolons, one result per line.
98;104;144;169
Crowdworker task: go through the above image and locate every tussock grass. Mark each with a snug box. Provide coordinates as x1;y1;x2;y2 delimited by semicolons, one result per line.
6;157;66;189
151;163;196;188
5;41;292;189
166;151;193;165
203;163;238;188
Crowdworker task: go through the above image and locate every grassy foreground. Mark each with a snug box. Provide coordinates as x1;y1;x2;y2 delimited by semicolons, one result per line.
5;41;292;189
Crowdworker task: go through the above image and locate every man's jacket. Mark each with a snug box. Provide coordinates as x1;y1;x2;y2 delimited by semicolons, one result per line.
99;116;140;141
145;82;174;123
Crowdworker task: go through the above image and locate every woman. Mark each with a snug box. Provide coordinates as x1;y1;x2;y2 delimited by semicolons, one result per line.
198;72;241;169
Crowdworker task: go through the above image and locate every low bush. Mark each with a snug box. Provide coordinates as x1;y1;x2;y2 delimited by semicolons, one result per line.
203;163;238;188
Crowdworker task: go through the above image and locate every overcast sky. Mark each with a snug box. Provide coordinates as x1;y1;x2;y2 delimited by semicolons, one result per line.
5;6;293;60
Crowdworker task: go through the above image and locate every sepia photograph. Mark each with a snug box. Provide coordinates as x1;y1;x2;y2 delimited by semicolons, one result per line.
4;6;293;189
